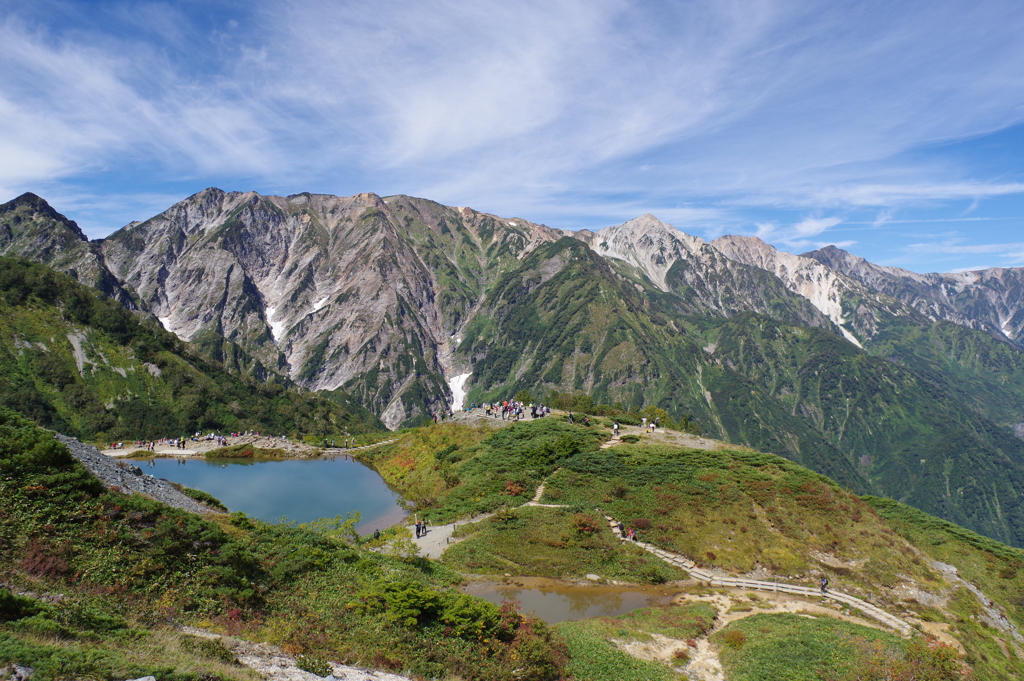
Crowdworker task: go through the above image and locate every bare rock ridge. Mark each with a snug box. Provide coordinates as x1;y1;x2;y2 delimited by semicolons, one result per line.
5;189;1024;426
53;433;213;514
803;243;1024;344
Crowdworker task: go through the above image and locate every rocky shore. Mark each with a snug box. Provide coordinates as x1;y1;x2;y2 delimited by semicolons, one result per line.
54;433;217;514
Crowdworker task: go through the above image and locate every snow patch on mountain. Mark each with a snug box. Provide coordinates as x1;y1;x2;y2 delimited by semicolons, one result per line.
448;372;471;410
265;306;287;343
714;236;863;348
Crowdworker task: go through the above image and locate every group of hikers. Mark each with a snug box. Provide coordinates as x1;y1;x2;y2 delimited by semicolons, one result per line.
121;430;263;452
482;400;553;420
322;438;358;448
433;401;663;439
414;519;430;538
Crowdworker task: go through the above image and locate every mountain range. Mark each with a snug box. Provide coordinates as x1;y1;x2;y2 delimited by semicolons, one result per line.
3;189;1024;548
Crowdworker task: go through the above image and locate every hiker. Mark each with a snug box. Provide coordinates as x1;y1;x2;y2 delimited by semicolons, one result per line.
613;422;620;438
373;529;380;540
628;527;635;541
617;521;625;535
820;575;829;595
415;520;422;538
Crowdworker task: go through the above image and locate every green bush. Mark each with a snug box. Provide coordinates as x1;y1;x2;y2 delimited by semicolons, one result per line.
296;654;332;676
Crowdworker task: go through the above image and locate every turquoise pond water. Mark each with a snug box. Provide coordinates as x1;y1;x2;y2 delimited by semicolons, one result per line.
136;456;407;534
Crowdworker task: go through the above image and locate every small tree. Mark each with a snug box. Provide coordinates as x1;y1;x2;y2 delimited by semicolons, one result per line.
515;389;533;405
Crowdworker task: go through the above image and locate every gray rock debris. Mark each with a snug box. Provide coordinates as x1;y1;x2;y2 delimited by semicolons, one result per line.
54;433;217;515
0;664;35;680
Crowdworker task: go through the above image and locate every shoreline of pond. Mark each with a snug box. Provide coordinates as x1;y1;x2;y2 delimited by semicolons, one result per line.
128;454;409;535
458;575;687;624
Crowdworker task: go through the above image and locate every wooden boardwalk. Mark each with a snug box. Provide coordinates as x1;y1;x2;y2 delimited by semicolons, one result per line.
603;514;913;636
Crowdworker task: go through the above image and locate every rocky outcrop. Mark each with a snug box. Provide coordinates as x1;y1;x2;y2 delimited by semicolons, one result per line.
573;216;833;329
0;193;139;309
53;434;216;514
804;244;1024;347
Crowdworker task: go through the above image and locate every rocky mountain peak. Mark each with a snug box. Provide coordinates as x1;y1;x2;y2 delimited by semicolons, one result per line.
711;234;780;270
714;234;872;346
571;214;712;291
1;192;88;242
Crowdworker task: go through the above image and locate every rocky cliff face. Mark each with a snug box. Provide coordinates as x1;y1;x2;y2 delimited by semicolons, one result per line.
803;244;1024;347
0;193;137;308
97;189;563;428
572;216;834;329
711;235;928;346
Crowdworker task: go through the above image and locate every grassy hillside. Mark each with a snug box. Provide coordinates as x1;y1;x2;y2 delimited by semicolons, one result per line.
0;257;383;441
695;313;1024;548
453;239;1024;547
362;417;1024;679
0;407;568;680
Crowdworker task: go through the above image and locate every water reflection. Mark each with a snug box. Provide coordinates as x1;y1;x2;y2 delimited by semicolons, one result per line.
136;456;406;535
462;579;673;623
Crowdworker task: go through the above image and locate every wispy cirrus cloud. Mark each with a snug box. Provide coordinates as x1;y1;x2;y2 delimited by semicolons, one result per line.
748;216;850;251
2;0;1024;271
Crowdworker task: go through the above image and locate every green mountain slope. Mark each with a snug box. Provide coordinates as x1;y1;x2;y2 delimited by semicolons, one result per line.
453;239;1024;546
456;238;866;489
695;314;1024;547
0;257;382;441
0;193;138;308
864;318;1024;428
364;418;1024;679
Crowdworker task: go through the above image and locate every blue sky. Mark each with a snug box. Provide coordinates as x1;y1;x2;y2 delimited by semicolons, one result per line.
3;0;1024;273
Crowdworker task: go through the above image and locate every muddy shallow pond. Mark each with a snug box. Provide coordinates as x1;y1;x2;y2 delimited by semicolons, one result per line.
132;456;406;535
461;577;675;624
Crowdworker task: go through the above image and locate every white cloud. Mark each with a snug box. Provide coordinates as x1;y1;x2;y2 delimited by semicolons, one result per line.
792;216;842;237
750;216;845;251
3;0;1024;260
809;182;1024;207
905;239;1024;255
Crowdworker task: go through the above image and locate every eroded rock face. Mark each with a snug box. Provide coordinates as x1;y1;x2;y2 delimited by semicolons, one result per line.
804;244;1024;347
98;190;564;428
573;216;833;329
0;193;137;308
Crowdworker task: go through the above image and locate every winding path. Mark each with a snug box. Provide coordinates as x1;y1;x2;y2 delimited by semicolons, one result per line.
602;514;913;636
403;444;913;638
